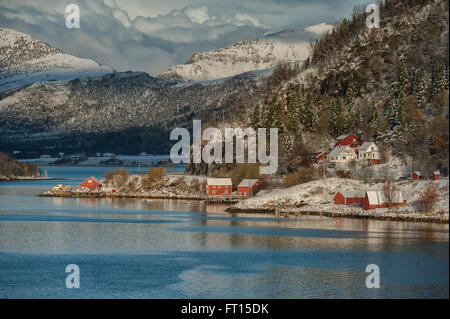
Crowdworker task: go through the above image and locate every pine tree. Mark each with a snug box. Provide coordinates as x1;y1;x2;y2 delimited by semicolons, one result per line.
369;104;379;139
344;88;355;132
328;98;343;137
310;104;319;132
398;64;409;94
412;67;427;108
431;63;447;99
302;93;313;131
251;104;260;128
445;64;449;90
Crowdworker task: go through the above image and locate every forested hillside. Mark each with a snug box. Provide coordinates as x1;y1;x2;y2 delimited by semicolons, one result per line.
246;0;449;176
0;152;40;180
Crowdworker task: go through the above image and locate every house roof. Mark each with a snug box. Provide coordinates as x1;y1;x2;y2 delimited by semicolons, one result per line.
359;142;376;151
312;151;327;159
338;190;365;198
207;178;232;186
434;170;440;175
366;190;403;205
336;133;355;140
329;146;352;156
238;179;260;187
413;171;422;176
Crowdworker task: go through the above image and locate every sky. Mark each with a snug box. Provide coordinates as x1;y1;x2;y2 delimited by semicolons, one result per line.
0;0;370;75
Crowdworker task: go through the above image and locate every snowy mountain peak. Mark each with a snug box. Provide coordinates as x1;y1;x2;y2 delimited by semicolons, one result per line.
0;28;113;93
158;23;334;82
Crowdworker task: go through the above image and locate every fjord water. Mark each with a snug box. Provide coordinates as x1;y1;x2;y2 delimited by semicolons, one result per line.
0;167;448;298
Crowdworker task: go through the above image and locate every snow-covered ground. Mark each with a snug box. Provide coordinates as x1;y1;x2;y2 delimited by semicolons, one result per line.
234;177;449;214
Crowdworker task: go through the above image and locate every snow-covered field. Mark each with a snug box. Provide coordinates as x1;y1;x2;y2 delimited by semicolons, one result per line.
234;177;449;216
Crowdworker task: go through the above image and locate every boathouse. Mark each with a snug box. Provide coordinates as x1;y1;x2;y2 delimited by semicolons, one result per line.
206;178;232;195
238;179;262;197
334;191;365;205
363;190;406;210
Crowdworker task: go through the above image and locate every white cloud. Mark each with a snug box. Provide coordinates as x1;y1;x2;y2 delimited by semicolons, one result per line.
0;0;370;75
183;4;209;24
235;13;265;28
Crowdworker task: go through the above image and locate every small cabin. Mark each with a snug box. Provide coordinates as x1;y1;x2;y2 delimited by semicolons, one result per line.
334;191;365;205
411;171;423;180
238;179;262;197
206;178;232;196
433;170;440;180
80;177;101;190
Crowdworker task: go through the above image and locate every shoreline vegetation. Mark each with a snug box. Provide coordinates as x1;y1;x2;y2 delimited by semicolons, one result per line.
39;167;449;224
0;152;43;182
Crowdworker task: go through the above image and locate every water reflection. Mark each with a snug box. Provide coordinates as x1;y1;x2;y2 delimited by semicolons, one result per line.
0;174;448;298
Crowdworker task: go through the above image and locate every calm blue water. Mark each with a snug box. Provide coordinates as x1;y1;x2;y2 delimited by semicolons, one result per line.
0;166;448;298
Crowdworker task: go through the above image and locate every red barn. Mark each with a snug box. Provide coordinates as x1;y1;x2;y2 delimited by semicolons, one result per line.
433;170;440;180
411;171;423;180
335;133;361;148
80;177;101;190
363;191;406;210
311;151;328;164
206;178;232;195
334;191;365;205
238;179;262;197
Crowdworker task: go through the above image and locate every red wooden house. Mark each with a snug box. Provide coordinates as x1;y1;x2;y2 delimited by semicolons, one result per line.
335;133;362;148
433;170;440;180
238;179;262;197
334;191;365;205
206;178;232;195
80;177;101;190
311;151;328;164
411;171;423;180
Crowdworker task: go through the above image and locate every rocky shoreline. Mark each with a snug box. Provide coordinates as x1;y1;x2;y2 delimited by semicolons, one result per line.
226;207;449;224
38;190;449;224
38;191;204;201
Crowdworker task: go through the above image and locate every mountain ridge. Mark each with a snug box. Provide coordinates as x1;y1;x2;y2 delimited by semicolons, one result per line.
158;23;334;82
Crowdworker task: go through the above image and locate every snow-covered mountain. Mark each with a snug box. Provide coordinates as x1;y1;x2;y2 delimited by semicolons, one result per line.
158;23;334;82
0;28;113;93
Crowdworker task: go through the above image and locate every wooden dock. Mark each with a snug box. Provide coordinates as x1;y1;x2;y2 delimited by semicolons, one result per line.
205;195;248;204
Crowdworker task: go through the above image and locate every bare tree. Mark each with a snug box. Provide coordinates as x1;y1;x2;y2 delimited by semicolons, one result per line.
382;181;399;208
